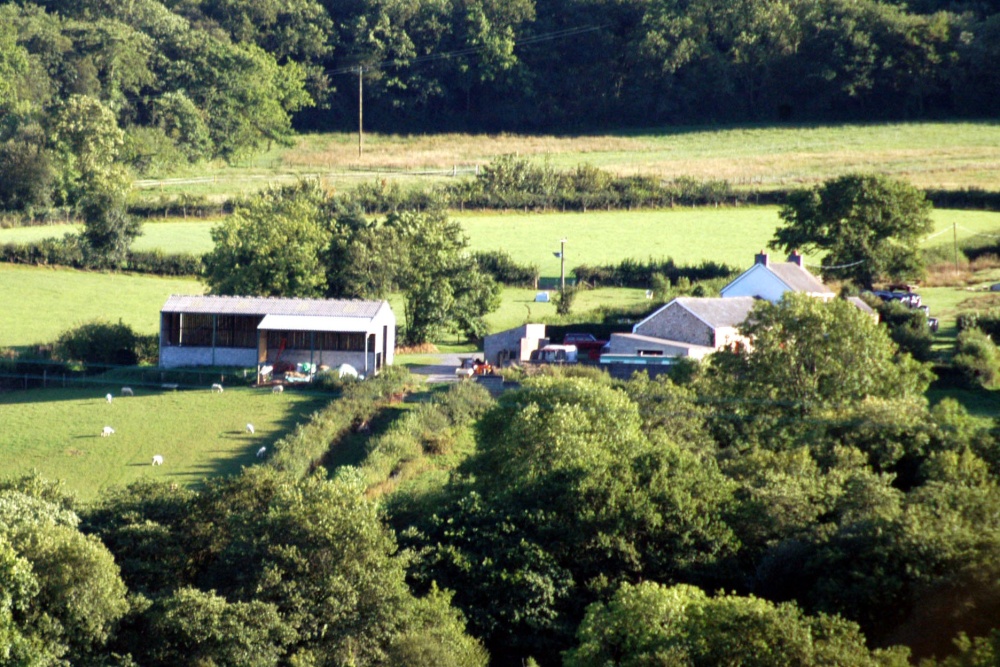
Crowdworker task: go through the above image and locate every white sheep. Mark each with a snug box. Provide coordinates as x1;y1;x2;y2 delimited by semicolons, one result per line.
211;383;224;393
101;426;115;437
105;393;113;403
246;423;255;435
121;387;134;397
272;384;284;394
151;455;163;466
256;446;267;458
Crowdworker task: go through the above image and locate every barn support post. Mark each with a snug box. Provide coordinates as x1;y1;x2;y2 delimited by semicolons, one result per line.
211;315;217;366
309;332;315;372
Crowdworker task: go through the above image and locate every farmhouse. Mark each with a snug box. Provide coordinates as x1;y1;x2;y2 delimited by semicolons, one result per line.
606;296;755;358
159;295;395;379
720;251;834;302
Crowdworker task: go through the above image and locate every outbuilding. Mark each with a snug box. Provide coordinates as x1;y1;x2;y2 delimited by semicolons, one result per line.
158;295;395;381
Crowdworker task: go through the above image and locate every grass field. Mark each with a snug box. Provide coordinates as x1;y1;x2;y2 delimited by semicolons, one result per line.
4;207;1000;279
131;122;1000;201
0;264;204;347
0;386;327;502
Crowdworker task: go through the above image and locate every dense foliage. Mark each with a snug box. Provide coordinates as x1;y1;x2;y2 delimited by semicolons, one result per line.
772;174;934;288
6;298;1000;664
203;182;501;344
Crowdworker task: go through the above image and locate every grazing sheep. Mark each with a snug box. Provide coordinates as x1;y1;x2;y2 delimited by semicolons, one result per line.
272;384;284;394
246;423;255;435
151;455;163;466
211;383;224;393
121;387;134;397
106;393;113;403
101;426;115;437
256;446;267;458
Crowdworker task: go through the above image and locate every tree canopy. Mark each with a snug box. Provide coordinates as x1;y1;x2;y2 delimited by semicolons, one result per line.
771;174;934;288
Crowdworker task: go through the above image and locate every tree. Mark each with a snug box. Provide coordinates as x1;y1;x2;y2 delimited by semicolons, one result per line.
704;293;933;447
386;210;500;344
409;377;738;661
203;181;331;297
564;581;911;667
771;174;933;288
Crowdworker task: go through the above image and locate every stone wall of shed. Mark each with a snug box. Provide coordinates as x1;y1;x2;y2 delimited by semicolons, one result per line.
635;304;714;346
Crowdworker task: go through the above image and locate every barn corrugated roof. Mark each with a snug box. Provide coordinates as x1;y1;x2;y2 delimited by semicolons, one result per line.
675;297;757;328
162;295;387;319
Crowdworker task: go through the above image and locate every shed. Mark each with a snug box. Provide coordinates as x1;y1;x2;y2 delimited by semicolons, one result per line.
159;295;395;381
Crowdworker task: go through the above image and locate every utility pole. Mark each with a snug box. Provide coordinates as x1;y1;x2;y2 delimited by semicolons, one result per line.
357;66;363;158
559;238;567;293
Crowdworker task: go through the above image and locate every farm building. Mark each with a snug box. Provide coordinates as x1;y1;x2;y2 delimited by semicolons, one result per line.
483;323;549;366
159;295;395;379
720;251;834;302
629;296;756;349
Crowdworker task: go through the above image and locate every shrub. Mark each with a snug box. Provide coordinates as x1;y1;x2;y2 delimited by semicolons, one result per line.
556;287;578;316
957;310;1000;340
471;250;539;287
54;320;141;367
953;327;1000;388
878;300;935;361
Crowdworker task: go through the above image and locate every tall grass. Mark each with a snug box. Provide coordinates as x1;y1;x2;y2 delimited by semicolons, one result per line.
131;122;1000;201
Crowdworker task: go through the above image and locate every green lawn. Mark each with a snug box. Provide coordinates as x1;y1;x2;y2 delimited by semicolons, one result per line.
0;386;327;502
0;264;204;347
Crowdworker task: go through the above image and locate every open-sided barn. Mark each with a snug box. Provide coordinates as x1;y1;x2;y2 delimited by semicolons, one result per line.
159;295;395;380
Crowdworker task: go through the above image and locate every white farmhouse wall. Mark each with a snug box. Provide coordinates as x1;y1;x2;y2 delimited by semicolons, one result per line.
720;265;790;302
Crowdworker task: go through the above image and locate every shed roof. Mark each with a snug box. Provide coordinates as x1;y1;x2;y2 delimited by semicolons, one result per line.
257;314;376;333
674;297;757;328
162;295;389;319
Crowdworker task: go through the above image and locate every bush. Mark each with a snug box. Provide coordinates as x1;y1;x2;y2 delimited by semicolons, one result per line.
54;320;141;367
471;250;539;287
574;257;736;289
555;287;578;316
878;301;935;361
957;310;1000;340
953;327;1000;388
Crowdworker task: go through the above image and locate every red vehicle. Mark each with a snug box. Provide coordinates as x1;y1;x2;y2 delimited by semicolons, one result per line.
562;333;608;361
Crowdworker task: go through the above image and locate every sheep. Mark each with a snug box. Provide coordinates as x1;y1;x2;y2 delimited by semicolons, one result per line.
151;455;163;466
272;384;284;394
246;423;255;435
211;383;224;393
256;446;267;458
121;387;134;397
105;393;113;403
101;426;115;437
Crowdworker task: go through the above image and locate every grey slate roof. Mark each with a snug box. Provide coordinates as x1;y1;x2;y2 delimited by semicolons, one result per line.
846;296;875;314
675;296;757;328
767;262;833;294
162;295;388;319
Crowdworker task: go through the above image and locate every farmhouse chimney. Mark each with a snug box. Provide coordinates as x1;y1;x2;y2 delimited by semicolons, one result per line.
754;250;769;267
787;250;804;267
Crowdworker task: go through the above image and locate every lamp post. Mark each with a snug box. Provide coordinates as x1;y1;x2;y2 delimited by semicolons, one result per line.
557;238;567;293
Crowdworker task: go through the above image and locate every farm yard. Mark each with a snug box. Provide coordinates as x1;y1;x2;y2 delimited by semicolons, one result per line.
0;385;326;501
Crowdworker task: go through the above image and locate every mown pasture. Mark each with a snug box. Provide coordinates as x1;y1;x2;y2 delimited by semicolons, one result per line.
6;208;1000;280
0;264;203;347
0;386;327;502
131;122;1000;200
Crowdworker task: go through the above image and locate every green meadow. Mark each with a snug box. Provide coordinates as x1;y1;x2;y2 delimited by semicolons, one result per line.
0;264;203;347
0;386;327;501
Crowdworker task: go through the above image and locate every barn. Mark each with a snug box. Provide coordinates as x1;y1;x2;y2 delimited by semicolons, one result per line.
158;295;395;380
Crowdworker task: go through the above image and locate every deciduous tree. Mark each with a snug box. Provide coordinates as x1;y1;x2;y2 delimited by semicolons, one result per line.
771;173;933;288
